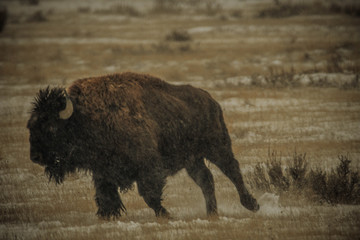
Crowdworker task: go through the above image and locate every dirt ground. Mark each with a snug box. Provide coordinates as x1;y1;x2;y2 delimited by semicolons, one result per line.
1;0;360;239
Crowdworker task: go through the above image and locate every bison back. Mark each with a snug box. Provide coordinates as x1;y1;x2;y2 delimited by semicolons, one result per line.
68;72;228;169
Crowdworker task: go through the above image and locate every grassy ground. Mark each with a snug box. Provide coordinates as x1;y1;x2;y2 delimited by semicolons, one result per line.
1;0;360;239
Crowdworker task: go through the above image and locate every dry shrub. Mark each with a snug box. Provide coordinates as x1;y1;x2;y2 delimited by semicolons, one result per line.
165;30;192;42
26;11;47;23
94;4;141;17
309;155;360;204
329;2;360;17
20;0;39;5
151;0;223;16
77;7;91;14
202;2;222;16
257;2;312;18
249;151;360;205
151;0;182;14
342;75;360;90
248;67;299;88
152;42;172;53
178;43;192;52
263;67;298;88
257;1;360;18
28;0;39;5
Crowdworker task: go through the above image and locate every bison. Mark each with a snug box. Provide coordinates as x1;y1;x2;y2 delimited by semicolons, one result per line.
27;72;259;218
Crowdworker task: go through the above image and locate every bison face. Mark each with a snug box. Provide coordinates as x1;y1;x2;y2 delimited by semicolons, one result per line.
27;87;74;184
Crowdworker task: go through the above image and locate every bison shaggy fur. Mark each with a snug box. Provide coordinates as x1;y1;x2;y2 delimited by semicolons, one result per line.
27;72;259;218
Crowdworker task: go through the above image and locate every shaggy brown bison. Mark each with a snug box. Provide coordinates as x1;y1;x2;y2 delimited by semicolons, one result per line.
27;72;259;218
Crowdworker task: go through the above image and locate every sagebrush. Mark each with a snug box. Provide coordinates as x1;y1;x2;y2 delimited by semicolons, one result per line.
248;151;360;204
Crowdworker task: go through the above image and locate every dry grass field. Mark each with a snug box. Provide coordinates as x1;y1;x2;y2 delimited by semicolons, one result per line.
1;0;360;239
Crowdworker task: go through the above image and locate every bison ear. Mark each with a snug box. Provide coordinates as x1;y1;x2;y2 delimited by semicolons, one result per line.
59;91;73;120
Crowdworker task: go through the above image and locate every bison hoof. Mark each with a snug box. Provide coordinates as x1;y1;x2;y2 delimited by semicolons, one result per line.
241;194;260;212
97;209;122;220
156;208;171;219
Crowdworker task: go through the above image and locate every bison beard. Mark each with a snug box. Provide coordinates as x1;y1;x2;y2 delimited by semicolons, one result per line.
27;72;259;219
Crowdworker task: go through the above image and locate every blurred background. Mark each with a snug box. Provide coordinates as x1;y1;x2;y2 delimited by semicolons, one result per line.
0;0;359;239
1;0;359;86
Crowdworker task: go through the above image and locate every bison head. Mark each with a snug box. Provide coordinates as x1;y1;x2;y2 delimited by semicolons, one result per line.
27;87;75;184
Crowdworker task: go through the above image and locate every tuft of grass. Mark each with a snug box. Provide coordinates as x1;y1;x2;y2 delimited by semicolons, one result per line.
230;9;243;18
288;151;308;190
251;163;271;192
266;150;290;192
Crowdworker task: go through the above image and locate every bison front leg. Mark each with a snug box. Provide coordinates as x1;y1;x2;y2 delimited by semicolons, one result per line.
93;177;126;219
137;173;169;218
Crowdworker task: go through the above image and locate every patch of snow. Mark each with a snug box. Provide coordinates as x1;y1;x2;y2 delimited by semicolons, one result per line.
143;222;161;228
295;73;356;86
257;192;282;216
257;193;305;217
75;60;85;65
104;65;117;72
271;60;282;65
188;26;214;34
219;216;249;224
168;220;187;228
226;76;252;86
116;221;142;231
192;218;210;225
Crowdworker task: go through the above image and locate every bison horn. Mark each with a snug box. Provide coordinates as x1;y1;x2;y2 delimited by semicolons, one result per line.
59;90;73;120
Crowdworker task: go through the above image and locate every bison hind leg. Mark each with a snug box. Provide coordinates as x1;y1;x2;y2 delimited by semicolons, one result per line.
93;177;126;219
186;156;217;216
207;147;259;212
